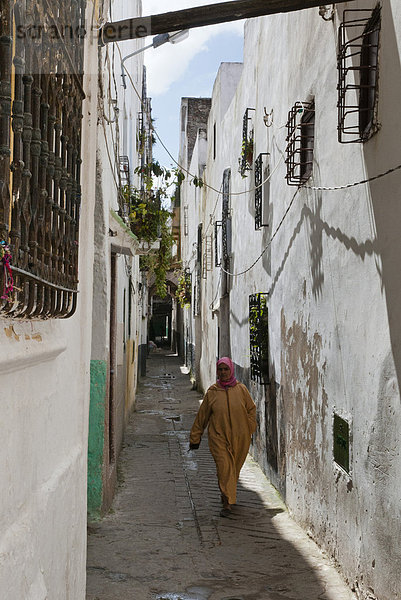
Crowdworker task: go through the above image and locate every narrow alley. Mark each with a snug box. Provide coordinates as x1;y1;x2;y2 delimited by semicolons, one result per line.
86;350;355;600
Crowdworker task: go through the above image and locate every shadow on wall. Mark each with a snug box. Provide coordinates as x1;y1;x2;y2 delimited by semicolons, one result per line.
361;6;401;596
363;7;401;397
266;196;379;300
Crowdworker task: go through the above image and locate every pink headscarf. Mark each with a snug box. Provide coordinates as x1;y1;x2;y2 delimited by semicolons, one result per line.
217;357;237;389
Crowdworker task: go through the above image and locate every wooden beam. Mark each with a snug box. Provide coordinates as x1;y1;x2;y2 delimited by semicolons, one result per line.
100;0;352;44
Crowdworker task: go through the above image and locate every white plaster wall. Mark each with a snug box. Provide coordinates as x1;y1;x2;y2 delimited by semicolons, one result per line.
0;1;99;596
181;2;401;598
94;0;144;373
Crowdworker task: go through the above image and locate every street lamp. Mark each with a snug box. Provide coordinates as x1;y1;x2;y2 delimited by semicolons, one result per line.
121;30;189;89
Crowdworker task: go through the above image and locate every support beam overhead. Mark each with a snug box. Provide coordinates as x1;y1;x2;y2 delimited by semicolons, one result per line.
100;0;353;44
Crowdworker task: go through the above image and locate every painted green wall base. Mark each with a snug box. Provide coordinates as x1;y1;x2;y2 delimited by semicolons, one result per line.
88;360;107;520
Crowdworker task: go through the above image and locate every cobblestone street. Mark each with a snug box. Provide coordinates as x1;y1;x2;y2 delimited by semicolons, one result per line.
86;351;355;600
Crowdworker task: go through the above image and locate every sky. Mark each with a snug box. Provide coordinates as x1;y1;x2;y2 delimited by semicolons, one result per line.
141;0;245;167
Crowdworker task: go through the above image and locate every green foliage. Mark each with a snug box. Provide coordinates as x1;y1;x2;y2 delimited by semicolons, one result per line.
176;270;192;308
249;293;269;361
238;132;254;178
125;159;205;298
139;213;174;298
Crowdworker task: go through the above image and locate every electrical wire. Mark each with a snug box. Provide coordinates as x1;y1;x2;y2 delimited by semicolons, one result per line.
111;43;401;282
302;163;401;191
111;50;401;201
220;188;300;278
114;42;279;197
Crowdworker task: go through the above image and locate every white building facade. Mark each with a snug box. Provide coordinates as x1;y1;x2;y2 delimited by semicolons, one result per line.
179;2;401;598
0;0;147;596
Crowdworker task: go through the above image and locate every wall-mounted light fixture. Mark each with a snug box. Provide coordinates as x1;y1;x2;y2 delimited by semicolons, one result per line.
121;30;189;89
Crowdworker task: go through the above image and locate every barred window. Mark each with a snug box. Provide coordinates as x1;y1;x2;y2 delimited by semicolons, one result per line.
0;0;85;318
337;6;381;143
193;223;202;316
221;169;231;267
249;293;269;384
238;108;255;177
254;152;270;230
285;101;315;186
214;220;222;267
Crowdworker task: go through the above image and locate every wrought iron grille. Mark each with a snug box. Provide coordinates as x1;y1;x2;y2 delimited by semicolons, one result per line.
221;169;231;265
202;235;212;279
193;223;202;316
255;152;269;230
337;6;381;143
144;98;153;164
214;220;222;267
239;108;255;177
184;205;188;236
119;156;130;186
0;0;86;318
137;111;144;154
285;101;315;186
249;293;269;384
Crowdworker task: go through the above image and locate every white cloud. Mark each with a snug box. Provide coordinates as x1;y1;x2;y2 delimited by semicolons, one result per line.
141;0;244;96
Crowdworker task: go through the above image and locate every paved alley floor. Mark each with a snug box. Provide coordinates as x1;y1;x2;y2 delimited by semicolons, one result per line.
86;350;355;600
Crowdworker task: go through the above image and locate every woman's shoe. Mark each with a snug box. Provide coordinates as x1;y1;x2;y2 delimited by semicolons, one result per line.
220;507;231;517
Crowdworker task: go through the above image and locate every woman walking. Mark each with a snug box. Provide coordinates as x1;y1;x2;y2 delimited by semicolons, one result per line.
189;357;257;517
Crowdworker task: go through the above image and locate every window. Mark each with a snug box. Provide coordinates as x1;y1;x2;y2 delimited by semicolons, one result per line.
337;6;381;143
193;224;202;316
249;293;269;384
184;206;189;236
214;220;222;267
221;169;231;268
213;122;217;160
202;235;212;279
238;108;255;177
285;101;315;186
255;153;270;230
333;414;350;473
0;0;85;318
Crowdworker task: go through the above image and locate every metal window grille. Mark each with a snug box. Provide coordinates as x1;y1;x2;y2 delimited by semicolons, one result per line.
222;169;231;265
184;268;192;308
239;108;255;177
255;152;270;230
249;293;269;384
184;206;188;236
119;156;130;187
202;235;212;279
145;98;153;164
194;224;202;316
214;220;222;267
0;0;86;318
285;101;315;186
337;6;381;143
137;111;144;154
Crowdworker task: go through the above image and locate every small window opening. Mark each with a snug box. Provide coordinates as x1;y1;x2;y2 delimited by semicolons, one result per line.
249;293;269;384
213;122;217;160
255;153;270;230
285;101;315;186
337;5;381;143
